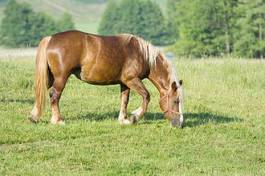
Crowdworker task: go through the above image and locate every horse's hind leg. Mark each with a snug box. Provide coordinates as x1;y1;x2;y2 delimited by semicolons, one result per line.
118;84;131;125
49;75;68;125
123;78;150;123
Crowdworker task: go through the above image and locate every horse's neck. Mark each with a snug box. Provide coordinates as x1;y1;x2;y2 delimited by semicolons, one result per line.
148;55;171;98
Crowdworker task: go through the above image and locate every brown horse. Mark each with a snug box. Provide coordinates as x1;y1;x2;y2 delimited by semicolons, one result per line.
30;30;184;127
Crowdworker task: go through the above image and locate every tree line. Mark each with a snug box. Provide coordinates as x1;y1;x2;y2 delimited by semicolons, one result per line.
168;0;265;58
0;0;263;58
99;0;264;58
98;0;175;45
0;0;74;47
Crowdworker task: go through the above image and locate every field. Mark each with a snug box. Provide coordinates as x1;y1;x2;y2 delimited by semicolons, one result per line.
0;57;264;175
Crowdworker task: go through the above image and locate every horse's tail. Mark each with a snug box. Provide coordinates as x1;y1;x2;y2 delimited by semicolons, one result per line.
34;36;51;117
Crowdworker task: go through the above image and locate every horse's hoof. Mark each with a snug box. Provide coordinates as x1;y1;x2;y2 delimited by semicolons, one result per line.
129;115;138;124
50;118;65;125
51;120;65;125
119;119;132;125
28;117;38;124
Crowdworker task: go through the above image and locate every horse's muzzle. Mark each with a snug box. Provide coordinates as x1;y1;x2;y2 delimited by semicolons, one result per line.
171;115;184;128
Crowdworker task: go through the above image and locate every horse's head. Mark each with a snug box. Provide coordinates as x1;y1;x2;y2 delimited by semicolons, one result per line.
160;80;184;128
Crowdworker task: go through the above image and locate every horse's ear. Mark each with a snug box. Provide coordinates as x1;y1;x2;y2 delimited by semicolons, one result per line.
171;81;177;91
179;80;183;86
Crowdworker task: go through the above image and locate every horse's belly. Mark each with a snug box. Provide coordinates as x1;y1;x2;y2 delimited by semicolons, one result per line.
79;64;121;85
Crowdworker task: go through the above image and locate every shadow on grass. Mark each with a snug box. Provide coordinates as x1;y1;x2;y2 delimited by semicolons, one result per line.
70;111;242;127
0;98;34;104
183;112;242;127
143;112;242;127
70;111;119;122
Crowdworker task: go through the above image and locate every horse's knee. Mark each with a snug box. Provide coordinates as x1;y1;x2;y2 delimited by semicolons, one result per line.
49;87;61;104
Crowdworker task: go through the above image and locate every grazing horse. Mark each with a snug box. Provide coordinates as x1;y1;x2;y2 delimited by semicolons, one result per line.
30;30;184;127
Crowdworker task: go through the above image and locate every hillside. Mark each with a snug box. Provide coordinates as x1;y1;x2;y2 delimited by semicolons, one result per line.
0;0;167;34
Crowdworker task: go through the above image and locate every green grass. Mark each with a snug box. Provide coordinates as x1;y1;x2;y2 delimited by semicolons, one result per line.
0;58;265;175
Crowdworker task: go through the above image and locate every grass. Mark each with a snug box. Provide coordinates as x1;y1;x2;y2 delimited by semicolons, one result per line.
0;58;265;175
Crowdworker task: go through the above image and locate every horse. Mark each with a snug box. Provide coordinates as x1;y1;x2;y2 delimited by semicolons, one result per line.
30;30;184;127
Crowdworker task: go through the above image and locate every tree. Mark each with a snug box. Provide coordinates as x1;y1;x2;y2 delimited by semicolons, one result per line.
27;12;58;46
98;0;120;35
169;0;240;57
220;0;238;54
57;13;75;32
0;0;34;47
234;0;265;58
98;0;170;45
166;0;181;40
0;0;75;47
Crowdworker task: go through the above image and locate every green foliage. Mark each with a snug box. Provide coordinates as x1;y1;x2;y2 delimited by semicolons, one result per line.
170;0;238;57
98;0;173;45
98;0;120;35
0;0;75;47
166;0;181;40
57;13;75;32
0;58;265;175
168;0;265;58
234;0;265;58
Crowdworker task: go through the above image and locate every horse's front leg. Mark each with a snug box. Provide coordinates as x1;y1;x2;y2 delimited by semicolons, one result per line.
125;78;150;123
118;84;131;125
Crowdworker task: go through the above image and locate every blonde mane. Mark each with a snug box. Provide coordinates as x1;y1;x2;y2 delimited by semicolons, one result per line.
121;34;160;67
159;52;181;88
121;34;180;88
135;36;160;67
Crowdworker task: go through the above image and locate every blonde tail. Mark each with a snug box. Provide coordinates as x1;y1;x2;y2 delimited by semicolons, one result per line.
30;36;51;122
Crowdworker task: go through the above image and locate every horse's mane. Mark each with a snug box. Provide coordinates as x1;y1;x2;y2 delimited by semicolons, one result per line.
135;36;160;67
121;34;181;88
120;34;160;67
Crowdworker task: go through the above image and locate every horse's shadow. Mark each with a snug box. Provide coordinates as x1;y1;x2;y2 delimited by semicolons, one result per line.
142;112;242;127
1;97;242;127
71;111;242;127
0;98;34;104
182;112;242;127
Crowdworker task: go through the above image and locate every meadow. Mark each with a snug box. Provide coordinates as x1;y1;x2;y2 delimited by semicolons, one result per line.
0;58;264;175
